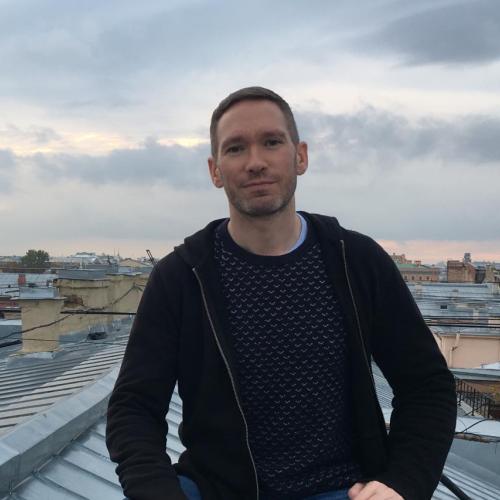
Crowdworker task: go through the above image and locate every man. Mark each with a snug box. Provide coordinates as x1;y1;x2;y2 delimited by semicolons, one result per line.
106;87;457;500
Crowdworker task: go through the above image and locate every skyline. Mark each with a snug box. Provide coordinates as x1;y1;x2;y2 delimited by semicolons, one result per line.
2;238;499;266
1;0;500;261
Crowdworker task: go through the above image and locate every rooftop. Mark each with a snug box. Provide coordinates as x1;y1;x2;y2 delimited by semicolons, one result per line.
0;320;498;499
0;335;128;436
396;263;436;270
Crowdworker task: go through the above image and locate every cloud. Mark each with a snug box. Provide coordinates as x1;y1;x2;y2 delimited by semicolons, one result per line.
356;0;500;65
0;162;225;256
0;0;327;110
3;103;500;255
298;154;500;242
0;149;15;169
294;106;500;242
30;138;211;188
298;107;500;171
22;105;500;196
0;149;16;192
0;124;60;145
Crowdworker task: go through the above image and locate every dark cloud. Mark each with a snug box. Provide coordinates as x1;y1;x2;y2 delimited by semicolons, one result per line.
0;0;327;109
298;107;500;170
31;138;211;188
356;0;500;65
294;106;500;242
1;0;493;121
24;108;500;192
0;0;411;111
452;117;500;163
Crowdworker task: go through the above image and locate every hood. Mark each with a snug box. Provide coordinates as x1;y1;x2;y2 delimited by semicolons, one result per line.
174;218;227;269
173;212;344;269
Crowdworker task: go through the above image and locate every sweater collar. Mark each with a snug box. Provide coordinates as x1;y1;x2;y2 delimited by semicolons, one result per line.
174;212;343;269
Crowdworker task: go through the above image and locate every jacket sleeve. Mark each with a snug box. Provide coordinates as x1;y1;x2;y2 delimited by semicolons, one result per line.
368;242;457;500
106;259;187;500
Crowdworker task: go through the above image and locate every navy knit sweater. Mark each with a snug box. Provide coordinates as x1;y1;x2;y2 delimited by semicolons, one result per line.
214;219;362;499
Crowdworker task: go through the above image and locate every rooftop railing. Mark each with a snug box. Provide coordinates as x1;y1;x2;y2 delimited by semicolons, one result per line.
455;377;499;419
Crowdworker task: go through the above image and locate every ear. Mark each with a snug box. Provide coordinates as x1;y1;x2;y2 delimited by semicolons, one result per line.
295;141;308;176
208;156;224;188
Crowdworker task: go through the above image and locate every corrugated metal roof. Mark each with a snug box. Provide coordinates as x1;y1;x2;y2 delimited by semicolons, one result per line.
5;392;183;500
2;340;498;499
433;462;500;499
405;282;500;338
7;383;500;500
0;330;128;436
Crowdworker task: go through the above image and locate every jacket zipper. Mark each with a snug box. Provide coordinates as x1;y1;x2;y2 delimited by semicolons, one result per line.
192;268;260;500
340;240;377;393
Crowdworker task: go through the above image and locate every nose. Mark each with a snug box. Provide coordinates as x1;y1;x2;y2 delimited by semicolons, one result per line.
245;145;267;174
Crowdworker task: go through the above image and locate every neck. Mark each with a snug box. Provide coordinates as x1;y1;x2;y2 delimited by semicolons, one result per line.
227;203;301;256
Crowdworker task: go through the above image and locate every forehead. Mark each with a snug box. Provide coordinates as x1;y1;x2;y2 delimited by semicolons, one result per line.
216;99;289;141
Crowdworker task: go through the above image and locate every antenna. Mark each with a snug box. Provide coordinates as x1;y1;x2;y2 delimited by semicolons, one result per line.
146;249;156;266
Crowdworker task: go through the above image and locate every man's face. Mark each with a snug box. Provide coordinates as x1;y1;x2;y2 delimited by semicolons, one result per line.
208;100;308;218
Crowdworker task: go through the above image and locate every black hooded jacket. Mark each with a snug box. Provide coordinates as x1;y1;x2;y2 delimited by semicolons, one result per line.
106;213;457;500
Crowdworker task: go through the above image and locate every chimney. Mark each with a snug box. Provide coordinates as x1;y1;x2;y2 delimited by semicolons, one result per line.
18;273;26;286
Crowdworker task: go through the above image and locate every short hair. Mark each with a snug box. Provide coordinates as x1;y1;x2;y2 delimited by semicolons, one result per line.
210;86;300;157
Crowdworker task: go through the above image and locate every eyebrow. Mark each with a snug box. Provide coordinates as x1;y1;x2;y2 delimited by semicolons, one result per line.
220;135;245;152
262;130;287;140
220;130;288;152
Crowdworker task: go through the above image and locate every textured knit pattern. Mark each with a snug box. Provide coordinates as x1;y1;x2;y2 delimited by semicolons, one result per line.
214;222;362;499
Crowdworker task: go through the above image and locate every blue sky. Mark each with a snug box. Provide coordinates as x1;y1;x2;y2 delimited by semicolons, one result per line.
1;0;499;262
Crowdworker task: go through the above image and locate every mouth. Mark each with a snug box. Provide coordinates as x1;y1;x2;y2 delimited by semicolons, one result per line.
243;181;275;188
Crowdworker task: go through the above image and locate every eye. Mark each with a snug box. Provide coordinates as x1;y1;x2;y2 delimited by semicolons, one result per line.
225;144;244;155
265;138;283;148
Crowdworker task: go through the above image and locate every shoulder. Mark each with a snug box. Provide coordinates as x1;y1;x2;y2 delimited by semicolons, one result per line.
305;212;391;266
156;250;186;272
147;251;192;295
342;228;388;263
342;229;401;290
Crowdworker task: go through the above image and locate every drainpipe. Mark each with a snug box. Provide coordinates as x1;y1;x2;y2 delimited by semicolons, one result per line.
450;332;461;367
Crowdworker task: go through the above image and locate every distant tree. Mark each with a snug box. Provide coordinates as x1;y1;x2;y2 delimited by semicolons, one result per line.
20;249;50;273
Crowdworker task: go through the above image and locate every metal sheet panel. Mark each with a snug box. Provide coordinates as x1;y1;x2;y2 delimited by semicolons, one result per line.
0;329;129;435
4;319;500;500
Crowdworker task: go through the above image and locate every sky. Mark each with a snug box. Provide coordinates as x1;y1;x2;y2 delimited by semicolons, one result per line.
1;0;499;263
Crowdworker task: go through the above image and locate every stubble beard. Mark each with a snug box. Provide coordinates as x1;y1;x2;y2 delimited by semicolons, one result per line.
226;171;297;218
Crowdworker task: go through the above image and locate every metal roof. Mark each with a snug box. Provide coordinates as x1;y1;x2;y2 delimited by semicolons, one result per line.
373;365;500;498
0;325;129;436
1;335;499;499
0;274;57;292
396;263;436;270
0;321;21;343
434;459;500;499
1;388;183;500
405;281;500;337
451;367;500;381
6;380;500;500
482;361;500;369
408;282;500;302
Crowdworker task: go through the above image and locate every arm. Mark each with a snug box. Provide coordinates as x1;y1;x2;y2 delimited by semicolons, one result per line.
369;244;457;500
106;260;187;500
